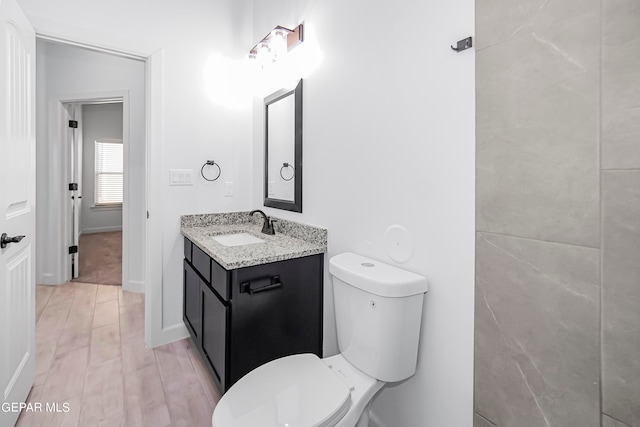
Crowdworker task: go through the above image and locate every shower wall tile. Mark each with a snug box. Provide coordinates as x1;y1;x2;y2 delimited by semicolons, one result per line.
474;412;497;427
602;171;640;425
476;15;600;248
601;0;640;169
475;233;600;427
603;414;632;427
475;0;599;50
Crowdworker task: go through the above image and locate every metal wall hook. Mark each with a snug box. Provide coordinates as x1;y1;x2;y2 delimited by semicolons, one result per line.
201;160;221;181
451;37;473;53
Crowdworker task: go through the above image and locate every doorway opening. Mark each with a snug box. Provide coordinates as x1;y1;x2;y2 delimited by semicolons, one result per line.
35;38;146;295
33;34;166;348
67;101;124;285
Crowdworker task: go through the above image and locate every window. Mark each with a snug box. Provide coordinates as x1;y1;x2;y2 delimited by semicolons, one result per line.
94;139;123;206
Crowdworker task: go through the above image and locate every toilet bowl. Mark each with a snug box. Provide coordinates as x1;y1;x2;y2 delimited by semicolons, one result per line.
212;252;428;427
212;353;384;427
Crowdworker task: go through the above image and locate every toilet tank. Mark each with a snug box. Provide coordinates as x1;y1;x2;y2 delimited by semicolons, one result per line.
329;252;428;383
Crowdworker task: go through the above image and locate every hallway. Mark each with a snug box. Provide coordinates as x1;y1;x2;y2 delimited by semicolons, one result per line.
75;231;122;286
17;282;219;427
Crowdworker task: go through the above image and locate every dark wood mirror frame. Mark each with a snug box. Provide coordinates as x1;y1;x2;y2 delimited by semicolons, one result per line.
264;79;303;213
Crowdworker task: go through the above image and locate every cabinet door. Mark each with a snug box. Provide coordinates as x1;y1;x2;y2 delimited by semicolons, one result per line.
230;254;323;385
183;260;201;343
201;283;228;391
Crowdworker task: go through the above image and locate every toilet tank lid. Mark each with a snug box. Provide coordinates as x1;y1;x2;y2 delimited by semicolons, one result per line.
329;252;428;297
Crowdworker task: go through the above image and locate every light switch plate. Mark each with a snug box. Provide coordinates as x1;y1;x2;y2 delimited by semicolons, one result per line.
224;181;233;196
169;169;194;186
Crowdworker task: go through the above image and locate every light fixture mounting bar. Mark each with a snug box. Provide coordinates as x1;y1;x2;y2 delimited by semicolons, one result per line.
287;23;304;51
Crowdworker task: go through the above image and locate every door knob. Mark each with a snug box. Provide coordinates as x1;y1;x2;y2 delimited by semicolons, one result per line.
1;233;25;249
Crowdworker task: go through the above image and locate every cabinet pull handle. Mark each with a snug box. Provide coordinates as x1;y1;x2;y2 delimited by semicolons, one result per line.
240;276;282;295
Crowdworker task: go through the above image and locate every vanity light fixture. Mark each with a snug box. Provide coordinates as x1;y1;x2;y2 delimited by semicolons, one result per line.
249;23;304;68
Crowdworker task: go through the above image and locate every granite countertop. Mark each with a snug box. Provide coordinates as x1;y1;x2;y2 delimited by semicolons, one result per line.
180;212;327;270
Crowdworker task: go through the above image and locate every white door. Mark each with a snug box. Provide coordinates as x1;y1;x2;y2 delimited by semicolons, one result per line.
0;0;36;425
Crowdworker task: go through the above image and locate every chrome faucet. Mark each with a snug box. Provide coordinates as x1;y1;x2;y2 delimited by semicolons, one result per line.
249;210;276;235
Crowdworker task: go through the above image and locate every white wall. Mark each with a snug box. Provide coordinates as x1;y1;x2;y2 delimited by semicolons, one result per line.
35;40;145;289
80;102;123;234
22;0;254;342
250;1;475;426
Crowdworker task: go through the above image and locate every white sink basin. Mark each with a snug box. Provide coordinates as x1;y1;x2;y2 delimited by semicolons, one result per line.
212;233;265;247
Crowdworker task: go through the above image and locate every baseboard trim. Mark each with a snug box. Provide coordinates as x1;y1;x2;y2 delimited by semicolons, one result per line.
39;273;57;285
147;323;189;349
80;226;123;235
124;280;145;293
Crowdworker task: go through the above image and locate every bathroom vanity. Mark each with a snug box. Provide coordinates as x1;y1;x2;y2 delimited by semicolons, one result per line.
181;212;327;393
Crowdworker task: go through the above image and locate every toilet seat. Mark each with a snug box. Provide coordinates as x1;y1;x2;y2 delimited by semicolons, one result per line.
212;354;352;427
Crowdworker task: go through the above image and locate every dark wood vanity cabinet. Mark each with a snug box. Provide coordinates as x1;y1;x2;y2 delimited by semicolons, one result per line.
183;237;323;393
201;282;228;387
183;261;202;342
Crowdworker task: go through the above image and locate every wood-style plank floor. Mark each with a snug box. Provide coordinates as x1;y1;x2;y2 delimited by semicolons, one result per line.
16;282;220;427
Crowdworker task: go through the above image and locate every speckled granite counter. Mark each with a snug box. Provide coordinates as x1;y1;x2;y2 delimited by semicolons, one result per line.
180;212;327;270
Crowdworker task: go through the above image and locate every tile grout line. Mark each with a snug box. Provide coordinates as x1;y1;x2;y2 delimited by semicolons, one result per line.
38;285;73;398
603;412;634;427
187;346;216;408
475;411;498;427
153;344;176;426
16;287;56;427
77;283;99;426
598;0;604;424
36;290;55;396
117;287;129;426
476;229;601;251
35;287;54;323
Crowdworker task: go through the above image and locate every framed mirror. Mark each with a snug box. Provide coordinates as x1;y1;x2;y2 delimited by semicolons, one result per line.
264;79;302;212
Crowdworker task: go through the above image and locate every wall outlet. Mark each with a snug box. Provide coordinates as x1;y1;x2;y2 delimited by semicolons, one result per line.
169;169;193;186
224;181;233;197
268;181;275;196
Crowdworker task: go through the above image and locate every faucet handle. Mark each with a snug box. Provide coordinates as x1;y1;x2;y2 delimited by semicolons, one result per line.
250;209;276;235
264;218;276;235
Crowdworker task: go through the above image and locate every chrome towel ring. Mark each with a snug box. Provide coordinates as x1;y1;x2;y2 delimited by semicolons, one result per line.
201;160;221;182
280;162;295;181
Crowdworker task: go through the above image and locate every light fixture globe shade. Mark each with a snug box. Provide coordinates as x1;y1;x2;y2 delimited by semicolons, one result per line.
270;28;288;61
256;41;272;69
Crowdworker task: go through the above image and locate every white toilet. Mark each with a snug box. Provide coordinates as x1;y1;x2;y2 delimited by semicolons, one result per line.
212;252;428;427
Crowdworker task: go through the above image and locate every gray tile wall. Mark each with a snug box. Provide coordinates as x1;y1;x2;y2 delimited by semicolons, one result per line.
475;1;640;426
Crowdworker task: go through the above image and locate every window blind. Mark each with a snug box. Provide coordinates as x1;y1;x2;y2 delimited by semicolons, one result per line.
94;140;123;205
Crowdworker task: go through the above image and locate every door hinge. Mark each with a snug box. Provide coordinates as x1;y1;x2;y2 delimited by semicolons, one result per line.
69;183;78;191
69;120;78;128
69;245;78;254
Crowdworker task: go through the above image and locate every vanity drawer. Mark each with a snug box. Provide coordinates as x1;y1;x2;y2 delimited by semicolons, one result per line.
183;237;192;263
192;244;211;283
211;258;230;301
